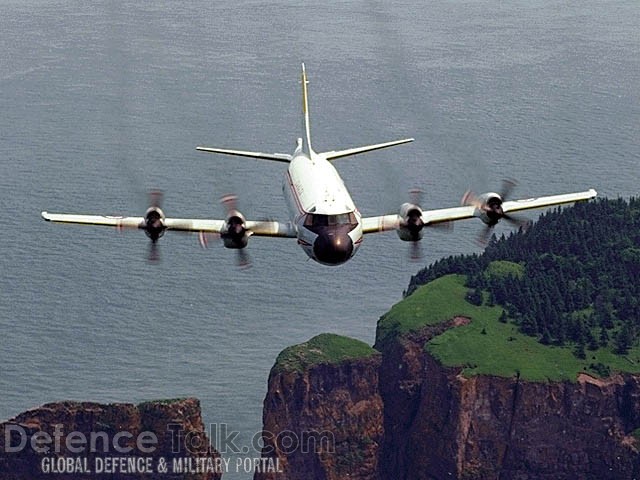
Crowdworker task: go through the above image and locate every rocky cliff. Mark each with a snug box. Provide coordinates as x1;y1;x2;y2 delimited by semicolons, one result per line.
256;322;640;479
0;398;221;480
376;325;640;480
254;334;383;480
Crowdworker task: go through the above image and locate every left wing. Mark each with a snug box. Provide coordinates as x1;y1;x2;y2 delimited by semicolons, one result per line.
361;188;597;234
41;212;297;237
501;189;597;214
361;206;477;234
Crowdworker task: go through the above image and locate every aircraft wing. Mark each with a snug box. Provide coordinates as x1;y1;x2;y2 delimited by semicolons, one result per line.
41;212;297;237
166;219;296;237
168;218;297;237
41;212;146;229
196;146;292;163
501;189;597;214
361;188;597;234
361;206;477;234
245;220;297;237
320;138;414;161
361;214;400;234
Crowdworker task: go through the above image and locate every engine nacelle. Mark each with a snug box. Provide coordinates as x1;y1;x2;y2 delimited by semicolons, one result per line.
397;202;424;242
143;206;166;241
474;192;504;226
222;212;250;249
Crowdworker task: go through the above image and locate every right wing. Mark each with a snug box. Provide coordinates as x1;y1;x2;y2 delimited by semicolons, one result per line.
41;212;146;229
195;146;292;163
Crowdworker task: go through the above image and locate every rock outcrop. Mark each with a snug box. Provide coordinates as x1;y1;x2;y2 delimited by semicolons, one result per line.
254;335;383;480
0;398;222;480
257;322;640;479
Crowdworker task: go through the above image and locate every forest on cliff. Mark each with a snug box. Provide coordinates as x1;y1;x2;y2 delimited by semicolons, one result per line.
406;197;640;365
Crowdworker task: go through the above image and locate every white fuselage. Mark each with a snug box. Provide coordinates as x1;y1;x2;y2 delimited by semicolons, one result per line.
283;141;363;265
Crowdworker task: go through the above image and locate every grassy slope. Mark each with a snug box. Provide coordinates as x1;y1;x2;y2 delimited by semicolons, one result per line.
485;259;524;280
377;275;481;346
274;333;379;374
379;274;640;382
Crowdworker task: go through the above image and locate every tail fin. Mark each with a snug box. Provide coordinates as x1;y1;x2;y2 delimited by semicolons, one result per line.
301;63;313;155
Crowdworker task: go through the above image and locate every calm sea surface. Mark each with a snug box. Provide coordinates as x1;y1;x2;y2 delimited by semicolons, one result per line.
1;1;638;477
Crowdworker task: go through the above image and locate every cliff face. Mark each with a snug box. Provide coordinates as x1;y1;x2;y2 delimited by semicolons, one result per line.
0;398;221;480
258;321;640;480
255;355;383;480
378;329;640;480
375;317;471;478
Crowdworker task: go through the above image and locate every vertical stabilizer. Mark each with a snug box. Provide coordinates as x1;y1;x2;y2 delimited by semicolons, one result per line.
301;63;313;155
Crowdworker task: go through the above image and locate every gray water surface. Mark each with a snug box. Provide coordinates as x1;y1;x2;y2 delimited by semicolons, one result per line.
1;1;638;477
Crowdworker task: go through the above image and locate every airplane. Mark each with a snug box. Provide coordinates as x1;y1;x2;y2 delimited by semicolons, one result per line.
41;64;597;266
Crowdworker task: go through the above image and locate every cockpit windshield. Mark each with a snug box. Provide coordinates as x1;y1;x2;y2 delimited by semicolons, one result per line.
304;212;357;228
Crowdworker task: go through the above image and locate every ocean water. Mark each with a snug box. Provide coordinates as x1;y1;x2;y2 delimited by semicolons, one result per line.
1;0;638;477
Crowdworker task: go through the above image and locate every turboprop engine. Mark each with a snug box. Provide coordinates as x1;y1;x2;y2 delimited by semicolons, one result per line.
462;179;530;245
397;201;424;242
396;189;429;260
463;191;505;226
219;194;251;267
221;210;250;249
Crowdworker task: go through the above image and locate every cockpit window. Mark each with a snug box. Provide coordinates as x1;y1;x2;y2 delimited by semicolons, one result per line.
304;212;357;227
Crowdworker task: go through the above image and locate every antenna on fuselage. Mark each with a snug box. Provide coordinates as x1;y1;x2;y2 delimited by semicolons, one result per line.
301;63;313;156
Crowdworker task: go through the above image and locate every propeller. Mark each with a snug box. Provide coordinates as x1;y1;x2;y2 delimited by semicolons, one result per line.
462;178;531;246
399;188;453;261
236;248;251;269
405;188;425;261
221;194;251;268
142;190;166;263
198;194;252;268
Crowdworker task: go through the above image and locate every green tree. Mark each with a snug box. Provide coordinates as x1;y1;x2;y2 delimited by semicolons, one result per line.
614;324;633;355
599;326;610;347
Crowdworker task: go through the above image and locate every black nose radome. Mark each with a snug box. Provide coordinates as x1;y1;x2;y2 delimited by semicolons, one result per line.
313;232;354;265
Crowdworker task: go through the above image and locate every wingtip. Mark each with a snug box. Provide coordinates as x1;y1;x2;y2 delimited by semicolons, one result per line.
41;211;51;221
195;146;213;152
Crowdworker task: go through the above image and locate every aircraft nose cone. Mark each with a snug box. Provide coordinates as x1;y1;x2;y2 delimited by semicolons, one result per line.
313;232;354;265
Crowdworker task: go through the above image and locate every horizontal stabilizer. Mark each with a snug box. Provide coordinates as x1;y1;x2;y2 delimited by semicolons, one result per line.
196;146;292;163
321;138;414;161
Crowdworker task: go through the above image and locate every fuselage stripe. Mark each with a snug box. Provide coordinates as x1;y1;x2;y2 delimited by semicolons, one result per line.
285;169;306;216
